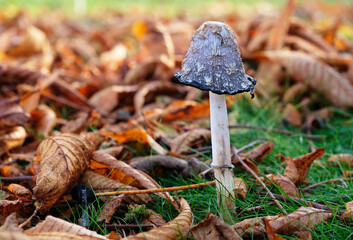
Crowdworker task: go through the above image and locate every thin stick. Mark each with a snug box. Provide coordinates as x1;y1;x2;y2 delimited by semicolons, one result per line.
19;202;41;228
236;139;265;154
95;181;216;197
0;176;34;182
258;192;345;215
228;124;324;141
231;146;287;214
244;201;276;212
302;178;345;191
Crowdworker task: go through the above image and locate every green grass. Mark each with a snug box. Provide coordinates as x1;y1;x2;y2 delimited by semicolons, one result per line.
143;97;353;239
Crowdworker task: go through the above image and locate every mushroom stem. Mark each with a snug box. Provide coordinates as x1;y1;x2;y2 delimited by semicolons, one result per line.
209;92;235;209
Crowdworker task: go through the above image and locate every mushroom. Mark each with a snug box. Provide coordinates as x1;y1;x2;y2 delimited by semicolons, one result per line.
173;21;256;208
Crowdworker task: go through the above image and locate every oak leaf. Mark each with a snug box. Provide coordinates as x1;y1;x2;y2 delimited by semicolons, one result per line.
33;133;95;213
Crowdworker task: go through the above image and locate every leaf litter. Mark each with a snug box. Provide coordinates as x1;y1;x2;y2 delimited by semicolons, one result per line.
0;0;352;239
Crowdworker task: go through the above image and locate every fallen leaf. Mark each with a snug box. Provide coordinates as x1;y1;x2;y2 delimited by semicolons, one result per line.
30;104;56;136
1;213;22;232
283;157;299;185
170;128;210;154
242;141;274;163
7;183;32;200
98;195;125;223
0;199;30;217
25;215;108;240
233;215;279;238
0;97;29;128
60;111;92;134
123;196;192;240
33;133;95;213
234;177;247;198
264;218;285;240
232;155;259;174
0;232;31;240
191;212;241;240
282;103;302;127
327;154;353;167
292;148;325;184
0;126;26;155
101;129;148;144
269;206;332;234
272;173;300;198
81;170;152;204
264;50;353;107
143;209;167;226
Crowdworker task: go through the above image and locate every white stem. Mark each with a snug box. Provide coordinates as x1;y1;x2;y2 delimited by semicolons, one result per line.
209;92;235;209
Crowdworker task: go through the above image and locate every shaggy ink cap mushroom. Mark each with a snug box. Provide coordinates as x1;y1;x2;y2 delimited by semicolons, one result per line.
174;21;256;97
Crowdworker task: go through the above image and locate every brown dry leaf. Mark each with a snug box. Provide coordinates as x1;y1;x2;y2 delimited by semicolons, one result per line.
232;156;259;174
101;129;148;144
98;195;125;223
81;170;152;204
1;213;22;233
242;141;274;163
273;173;300;198
21;91;41;113
170;129;211;154
303;107;333;129
134;81;185;116
269;206;332;235
3;25;49;57
263;50;353;107
340;200;353;221
143;209;167;226
294;231;312;240
100;146;126;159
0;232;32;240
60;111;93;134
292;148;325;184
282;103;301;127
191;212;241;240
233;215;279;238
90;151;174;204
264;218;285;240
327;154;353;167
283;157;299;184
25;215;108;240
7;183;32;200
0;126;26;155
0;199;28;217
33;133;95;213
0;97;29;128
123;196;192;240
88;85;138;114
233;177;247;198
129;155;211;179
30;104;56;136
282;82;306;103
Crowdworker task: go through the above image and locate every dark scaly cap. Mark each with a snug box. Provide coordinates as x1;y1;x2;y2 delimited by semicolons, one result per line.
173;21;256;97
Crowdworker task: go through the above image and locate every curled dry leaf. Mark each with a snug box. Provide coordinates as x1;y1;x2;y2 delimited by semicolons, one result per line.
0;126;26;155
134;81;185;116
7;183;32;200
340;200;353;221
264;218;285;240
327;154;353;167
129;155;211;179
88;85;138;114
0;199;32;217
81;170;152;204
98;195;125;223
283;157;299;185
232;155;259;174
233;215;279;238
143;209;167;226
191;212;241;240
242;141;274;163
170;128;211;154
33;133;95;214
0;97;29;128
1;213;22;232
0;232;32;240
282;103;301;127
272;173;300;198
264;50;353;107
25;215;108;240
30;104;56;136
90;151;174;205
60;111;92;134
234;177;247;198
123;196;192;240
292;148;325;184
269;206;332;235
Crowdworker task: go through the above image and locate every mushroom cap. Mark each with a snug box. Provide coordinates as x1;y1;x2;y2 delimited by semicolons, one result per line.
175;21;256;95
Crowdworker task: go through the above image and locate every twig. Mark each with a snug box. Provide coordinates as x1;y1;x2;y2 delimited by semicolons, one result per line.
0;176;34;182
258;192;345;215
96;181;216;197
231;146;287;214
244;201;276;212
105;223;160;229
236;139;265;154
19;202;41;228
302;178;345;191
228;124;324;141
